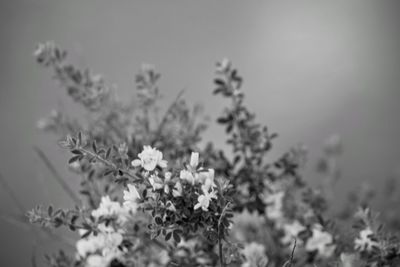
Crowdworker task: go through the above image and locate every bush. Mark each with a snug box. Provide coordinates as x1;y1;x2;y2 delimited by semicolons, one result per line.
27;42;400;267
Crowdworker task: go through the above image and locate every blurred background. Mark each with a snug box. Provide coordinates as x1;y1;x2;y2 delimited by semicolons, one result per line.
1;1;400;266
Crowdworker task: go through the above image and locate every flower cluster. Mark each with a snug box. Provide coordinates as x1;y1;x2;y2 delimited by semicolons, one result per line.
24;43;400;267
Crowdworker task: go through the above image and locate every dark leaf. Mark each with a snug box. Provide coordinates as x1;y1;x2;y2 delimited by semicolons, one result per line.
155;217;163;225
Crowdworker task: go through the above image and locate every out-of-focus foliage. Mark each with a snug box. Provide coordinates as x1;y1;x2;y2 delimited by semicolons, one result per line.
25;42;400;267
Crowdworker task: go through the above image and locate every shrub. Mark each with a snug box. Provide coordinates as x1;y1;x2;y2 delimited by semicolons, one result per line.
26;42;400;267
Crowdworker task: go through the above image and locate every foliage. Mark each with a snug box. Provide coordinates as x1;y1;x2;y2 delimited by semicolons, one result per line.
23;42;400;267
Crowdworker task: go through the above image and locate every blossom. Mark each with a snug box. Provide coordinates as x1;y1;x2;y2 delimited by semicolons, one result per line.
91;196;133;225
281;220;306;246
149;172;172;194
354;227;380;252
131;146;167;171
264;191;285;222
86;255;110;267
76;224;123;257
198;169;216;189
340;253;358;267
179;152;203;183
92;196;123;219
149;249;170;266
118;143;128;158
164;172;172;194
166;200;176;212
241;242;268;267
123;184;140;212
173;181;183;197
194;190;217;212
36;109;60;130
34;41;59;66
216;58;231;73
305;225;335;258
180;169;195;185
232;209;264;242
149;175;164;191
76;225;124;267
190;152;199;168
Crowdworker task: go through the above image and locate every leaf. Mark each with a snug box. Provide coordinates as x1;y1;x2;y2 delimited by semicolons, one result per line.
70;215;78;224
165;232;172;241
150;230;160;240
142;189;147;199
81;230;92;239
77;132;82;146
213;88;224;95
217;116;231;124
87;170;95;181
47;205;53;216
68;155;82;164
214;78;225;86
102;169;114;177
71;149;82;155
115;177;128;184
155;217;163;225
105;148;111;159
92;141;97;154
172;230;181;243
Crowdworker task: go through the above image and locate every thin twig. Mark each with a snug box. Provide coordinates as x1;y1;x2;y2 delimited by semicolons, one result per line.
1;212;76;249
0;171;75;267
283;239;297;267
290;238;297;264
31;245;38;267
79;147;142;182
0;173;75;247
34;146;81;204
217;202;230;267
0;172;26;212
152;88;185;145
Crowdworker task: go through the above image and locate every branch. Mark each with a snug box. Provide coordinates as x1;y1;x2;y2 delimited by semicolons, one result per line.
34;146;81;204
152;88;185;145
217;202;231;267
0;172;26;212
79;147;142;183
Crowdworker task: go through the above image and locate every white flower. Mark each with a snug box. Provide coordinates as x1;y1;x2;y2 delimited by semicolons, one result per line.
131;146;167;171
305;225;335;258
149;173;172;194
190;152;199;168
149;175;164;191
68;161;82;172
123;184;140;212
166;200;176;212
91;196;123;219
281;220;306;246
180;169;195;185
180;168;216;189
164;172;172;194
86;255;109;267
194;190;217;212
173;182;183;197
76;237;98;258
76;224;123;261
241;242;268;267
264;191;285;222
216;58;231;73
354;227;380;252
91;196;133;225
340;253;357;267
198;169;216;190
